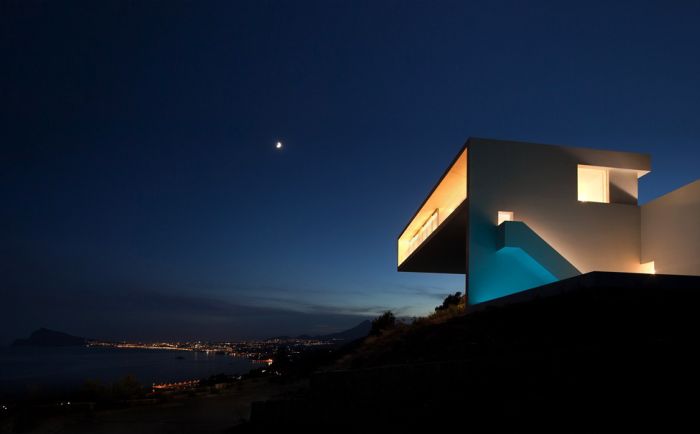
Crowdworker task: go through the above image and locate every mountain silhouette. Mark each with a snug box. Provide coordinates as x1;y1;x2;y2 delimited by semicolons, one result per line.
273;320;371;341
12;328;86;347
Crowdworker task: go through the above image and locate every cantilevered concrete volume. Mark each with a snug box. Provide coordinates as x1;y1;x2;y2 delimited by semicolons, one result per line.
398;138;700;304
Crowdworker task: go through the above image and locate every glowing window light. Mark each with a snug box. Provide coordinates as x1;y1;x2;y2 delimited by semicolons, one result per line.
578;165;609;203
497;211;514;226
397;148;467;266
407;210;439;256
641;261;655;274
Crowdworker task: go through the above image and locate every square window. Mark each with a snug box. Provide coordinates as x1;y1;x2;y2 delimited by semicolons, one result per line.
578;166;609;203
497;211;514;226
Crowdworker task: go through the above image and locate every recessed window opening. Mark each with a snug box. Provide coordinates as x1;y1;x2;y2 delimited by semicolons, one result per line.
497;211;514;226
407;210;439;255
578;165;609;203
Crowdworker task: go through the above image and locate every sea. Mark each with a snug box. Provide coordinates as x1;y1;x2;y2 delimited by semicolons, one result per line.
0;346;252;399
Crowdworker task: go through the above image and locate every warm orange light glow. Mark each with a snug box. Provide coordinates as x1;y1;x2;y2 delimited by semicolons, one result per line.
497;211;514;226
398;149;467;265
407;210;439;255
640;261;655;274
152;379;200;391
578;165;609;203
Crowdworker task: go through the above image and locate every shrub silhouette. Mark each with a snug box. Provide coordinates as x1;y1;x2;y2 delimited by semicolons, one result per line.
111;374;144;401
271;345;292;372
370;311;396;336
435;292;462;312
76;375;144;405
78;379;110;402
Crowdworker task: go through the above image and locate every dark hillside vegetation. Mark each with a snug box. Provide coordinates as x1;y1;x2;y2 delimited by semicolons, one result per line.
244;274;700;432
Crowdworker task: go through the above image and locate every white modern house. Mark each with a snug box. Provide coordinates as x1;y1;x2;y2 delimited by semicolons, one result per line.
398;138;700;304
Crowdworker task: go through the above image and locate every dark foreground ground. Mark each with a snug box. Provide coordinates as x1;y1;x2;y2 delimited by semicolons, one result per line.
4;272;700;433
0;378;305;434
242;272;700;432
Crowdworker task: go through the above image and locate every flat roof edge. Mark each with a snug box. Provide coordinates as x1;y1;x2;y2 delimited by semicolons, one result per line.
468;137;651;172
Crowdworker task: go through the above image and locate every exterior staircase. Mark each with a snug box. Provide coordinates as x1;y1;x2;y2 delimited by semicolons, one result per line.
496;221;580;280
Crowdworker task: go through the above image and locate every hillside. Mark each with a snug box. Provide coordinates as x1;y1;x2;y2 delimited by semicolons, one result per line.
245;272;700;432
11;328;86;347
273;320;371;341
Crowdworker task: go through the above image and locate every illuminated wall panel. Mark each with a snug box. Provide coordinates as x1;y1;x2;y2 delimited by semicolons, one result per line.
397;149;467;265
467;138;650;303
394;138;690;306
641;180;700;276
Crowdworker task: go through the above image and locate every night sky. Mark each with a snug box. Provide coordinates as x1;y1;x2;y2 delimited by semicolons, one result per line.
2;0;699;344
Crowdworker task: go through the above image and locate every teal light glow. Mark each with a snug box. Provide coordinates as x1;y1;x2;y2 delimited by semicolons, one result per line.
470;247;557;304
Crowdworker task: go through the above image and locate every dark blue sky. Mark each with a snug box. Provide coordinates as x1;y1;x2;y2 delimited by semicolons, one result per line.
2;0;699;344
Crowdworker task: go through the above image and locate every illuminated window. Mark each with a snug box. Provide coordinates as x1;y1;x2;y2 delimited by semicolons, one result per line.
398;148;467;266
407;210;439;255
578;166;609;203
497;211;514;226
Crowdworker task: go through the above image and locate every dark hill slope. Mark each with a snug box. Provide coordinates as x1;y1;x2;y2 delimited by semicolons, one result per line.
340;272;700;369
247;272;700;432
12;328;86;347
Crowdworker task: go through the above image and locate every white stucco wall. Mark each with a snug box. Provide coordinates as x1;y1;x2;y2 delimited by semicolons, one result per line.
641;180;700;276
467;138;650;303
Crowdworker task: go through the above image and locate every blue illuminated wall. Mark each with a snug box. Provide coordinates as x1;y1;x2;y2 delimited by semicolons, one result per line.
468;201;559;303
468;246;557;304
466;138;646;304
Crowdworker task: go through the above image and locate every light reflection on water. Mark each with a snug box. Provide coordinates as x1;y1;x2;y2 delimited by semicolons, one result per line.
0;346;251;398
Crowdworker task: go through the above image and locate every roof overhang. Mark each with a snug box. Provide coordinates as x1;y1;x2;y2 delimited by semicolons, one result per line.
397;199;468;274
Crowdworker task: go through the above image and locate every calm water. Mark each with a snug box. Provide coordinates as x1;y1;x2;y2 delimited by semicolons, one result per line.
0;346;251;399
